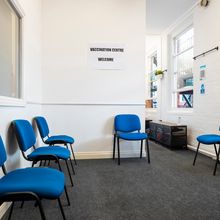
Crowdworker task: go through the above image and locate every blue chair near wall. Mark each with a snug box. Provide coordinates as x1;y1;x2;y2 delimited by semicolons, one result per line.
113;114;150;165
0;136;67;220
193;133;220;175
34;116;77;166
13;119;74;186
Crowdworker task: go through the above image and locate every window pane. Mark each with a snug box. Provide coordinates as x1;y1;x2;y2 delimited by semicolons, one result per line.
152;99;157;108
175;48;193;90
177;91;193;108
147;52;158;109
151;53;157;72
173;27;194;108
150;81;157;98
176;28;193;54
0;0;20;98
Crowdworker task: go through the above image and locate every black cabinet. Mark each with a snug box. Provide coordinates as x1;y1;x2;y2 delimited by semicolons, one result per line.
149;121;187;149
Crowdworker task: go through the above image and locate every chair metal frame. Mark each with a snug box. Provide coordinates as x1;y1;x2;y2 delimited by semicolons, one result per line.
193;142;220;175
113;132;150;165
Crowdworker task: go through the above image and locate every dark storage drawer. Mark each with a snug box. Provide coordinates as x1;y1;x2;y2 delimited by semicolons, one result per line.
149;121;187;149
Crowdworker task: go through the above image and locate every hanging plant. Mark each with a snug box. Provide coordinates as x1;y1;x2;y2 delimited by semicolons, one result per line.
154;69;167;79
155;70;163;76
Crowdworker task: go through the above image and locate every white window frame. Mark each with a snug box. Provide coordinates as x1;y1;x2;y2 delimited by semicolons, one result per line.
147;51;158;109
0;0;25;107
170;19;194;112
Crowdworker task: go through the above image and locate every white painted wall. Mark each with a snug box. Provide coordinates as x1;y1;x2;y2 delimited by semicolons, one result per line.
42;0;146;158
42;105;145;159
19;0;42;103
146;0;220;156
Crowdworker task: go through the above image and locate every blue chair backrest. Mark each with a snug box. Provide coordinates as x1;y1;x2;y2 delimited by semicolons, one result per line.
0;136;7;167
13;120;36;152
34;116;49;139
114;114;141;132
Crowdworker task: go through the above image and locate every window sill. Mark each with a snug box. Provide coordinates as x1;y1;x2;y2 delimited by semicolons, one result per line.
0;96;26;107
167;109;193;116
146;108;157;113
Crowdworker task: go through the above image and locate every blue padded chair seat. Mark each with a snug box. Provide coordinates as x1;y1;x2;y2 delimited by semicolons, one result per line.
45;135;74;144
28;146;70;160
118;132;148;140
197;134;220;145
0;168;64;199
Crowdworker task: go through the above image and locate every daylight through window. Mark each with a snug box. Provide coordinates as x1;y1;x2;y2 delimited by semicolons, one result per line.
0;0;21;99
172;27;194;108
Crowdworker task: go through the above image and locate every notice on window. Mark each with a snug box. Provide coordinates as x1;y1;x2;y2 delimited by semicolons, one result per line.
200;83;205;95
88;43;125;70
200;65;206;80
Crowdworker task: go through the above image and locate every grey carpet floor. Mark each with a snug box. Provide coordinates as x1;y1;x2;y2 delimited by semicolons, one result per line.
3;141;220;220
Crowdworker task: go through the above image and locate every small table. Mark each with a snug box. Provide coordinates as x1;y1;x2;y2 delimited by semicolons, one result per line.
149;121;187;149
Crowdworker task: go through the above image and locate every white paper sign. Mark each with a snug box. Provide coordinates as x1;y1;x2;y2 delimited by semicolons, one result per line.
200;64;206;80
88;43;125;70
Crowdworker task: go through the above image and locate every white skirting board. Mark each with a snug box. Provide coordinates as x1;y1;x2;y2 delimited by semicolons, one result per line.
187;145;216;160
74;146;216;160
75;150;146;160
0;202;11;219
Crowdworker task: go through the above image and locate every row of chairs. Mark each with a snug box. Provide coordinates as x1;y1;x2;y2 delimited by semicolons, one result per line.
2;114;218;218
1;114;150;219
0;116;77;220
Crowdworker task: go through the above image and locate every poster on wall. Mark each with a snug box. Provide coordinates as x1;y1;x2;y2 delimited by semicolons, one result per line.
200;64;206;80
88;43;126;70
200;83;205;95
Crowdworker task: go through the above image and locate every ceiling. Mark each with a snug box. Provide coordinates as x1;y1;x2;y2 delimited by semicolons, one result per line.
146;0;198;34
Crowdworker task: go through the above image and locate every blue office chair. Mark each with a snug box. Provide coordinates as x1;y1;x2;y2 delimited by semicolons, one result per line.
193;134;220;175
0;136;67;220
13;119;74;186
34;116;77;166
113;114;150;165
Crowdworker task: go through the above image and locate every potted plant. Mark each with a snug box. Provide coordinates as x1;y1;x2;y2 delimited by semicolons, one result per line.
155;69;165;79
